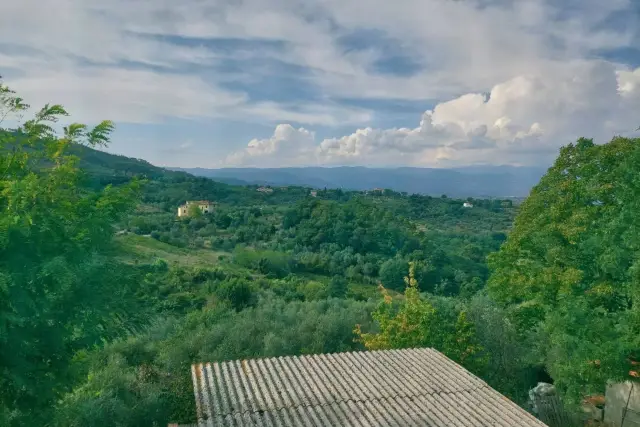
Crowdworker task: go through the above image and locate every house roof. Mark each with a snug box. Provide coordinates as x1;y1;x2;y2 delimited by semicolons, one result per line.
190;347;547;427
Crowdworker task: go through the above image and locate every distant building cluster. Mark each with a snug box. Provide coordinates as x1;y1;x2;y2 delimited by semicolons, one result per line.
177;200;214;217
463;202;473;208
361;188;385;195
257;186;274;194
310;190;317;197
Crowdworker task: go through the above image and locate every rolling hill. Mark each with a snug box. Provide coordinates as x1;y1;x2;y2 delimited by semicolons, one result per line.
61;142;545;198
168;165;548;198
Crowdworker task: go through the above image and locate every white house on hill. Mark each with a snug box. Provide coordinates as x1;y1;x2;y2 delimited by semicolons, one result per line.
178;200;214;217
256;187;274;194
463;202;474;208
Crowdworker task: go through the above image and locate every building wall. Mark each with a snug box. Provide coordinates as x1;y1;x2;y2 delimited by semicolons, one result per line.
178;203;213;217
605;382;640;427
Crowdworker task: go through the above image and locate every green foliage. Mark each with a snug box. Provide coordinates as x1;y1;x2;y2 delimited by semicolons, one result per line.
151;257;169;272
234;246;293;278
54;297;374;426
0;78;143;424
379;258;409;290
466;294;531;400
328;275;348;298
356;263;438;350
488;136;640;403
297;280;328;301
0;76;544;425
443;310;485;370
215;278;256;311
186;202;203;218
356;262;485;372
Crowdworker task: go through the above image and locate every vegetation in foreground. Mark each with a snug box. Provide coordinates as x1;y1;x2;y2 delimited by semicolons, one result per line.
1;78;638;426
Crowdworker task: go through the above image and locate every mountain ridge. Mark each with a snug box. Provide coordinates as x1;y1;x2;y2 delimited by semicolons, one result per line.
61;141;546;199
167;165;548;198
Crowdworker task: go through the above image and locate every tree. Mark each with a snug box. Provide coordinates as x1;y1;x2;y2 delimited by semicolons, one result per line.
187;202;203;218
466;294;534;403
356;262;485;372
442;311;486;373
459;276;484;299
216;279;255;311
487;136;640;403
0;78;142;424
328;275;348;298
379;258;408;290
356;262;438;350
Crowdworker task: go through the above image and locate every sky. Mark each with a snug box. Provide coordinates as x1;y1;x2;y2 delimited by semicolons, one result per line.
1;0;639;169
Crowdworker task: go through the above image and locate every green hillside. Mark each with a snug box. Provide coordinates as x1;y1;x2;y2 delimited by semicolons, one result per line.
46;142;525;426
0;112;539;427
5;83;636;427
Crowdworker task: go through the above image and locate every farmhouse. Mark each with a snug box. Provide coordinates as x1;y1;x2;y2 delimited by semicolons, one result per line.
177;200;214;217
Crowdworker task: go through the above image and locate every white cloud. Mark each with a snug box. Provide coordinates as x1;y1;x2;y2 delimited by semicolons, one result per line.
243;102;372;127
1;0;639;167
8;68;247;124
618;68;640;98
228;63;640;167
6;67;370;127
226;124;316;167
0;0;372;127
7;0;635;104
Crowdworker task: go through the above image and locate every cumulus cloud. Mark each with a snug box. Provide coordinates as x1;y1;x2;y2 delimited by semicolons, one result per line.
228;62;640;167
227;124;316;167
618;68;640;98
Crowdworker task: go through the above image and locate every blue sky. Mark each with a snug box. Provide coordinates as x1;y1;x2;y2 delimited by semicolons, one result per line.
1;0;639;168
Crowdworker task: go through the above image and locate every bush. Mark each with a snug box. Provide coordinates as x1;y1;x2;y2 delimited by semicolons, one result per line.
298;280;328;301
55;297;375;426
378;258;408;290
327;276;348;298
151;258;169;273
215;279;256;311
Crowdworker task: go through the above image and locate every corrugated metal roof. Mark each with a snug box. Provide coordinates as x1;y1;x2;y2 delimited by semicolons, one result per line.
191;347;547;427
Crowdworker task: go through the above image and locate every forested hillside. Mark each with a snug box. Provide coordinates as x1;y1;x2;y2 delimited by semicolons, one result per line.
170;165;545;198
2;78;638;427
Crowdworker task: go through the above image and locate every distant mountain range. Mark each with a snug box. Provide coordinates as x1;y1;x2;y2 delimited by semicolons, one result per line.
167;165;549;198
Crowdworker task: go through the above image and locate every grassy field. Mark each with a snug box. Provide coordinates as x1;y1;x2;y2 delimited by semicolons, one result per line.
115;234;397;301
115;233;228;268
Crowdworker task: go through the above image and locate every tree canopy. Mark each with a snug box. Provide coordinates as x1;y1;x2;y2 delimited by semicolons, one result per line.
488;136;640;402
0;78;143;425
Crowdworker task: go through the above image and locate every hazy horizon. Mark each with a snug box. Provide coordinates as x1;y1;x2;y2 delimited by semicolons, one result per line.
167;164;548;170
168;162;548;198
